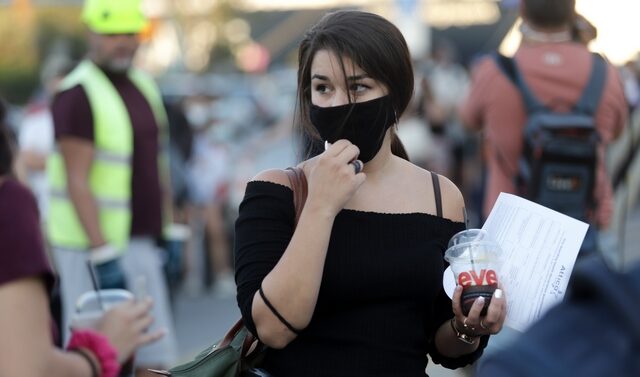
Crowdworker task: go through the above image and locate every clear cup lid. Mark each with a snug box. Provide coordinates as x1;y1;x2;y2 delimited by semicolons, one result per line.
447;229;494;248
76;288;134;312
445;229;501;263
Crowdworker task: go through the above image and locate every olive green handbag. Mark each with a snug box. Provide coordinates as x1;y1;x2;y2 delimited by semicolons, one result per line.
149;319;265;377
150;167;307;377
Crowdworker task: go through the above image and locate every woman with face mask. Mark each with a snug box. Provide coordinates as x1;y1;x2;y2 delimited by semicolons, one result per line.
234;11;506;376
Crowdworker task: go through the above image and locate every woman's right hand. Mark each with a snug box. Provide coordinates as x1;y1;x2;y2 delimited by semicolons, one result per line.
97;299;165;363
305;139;366;217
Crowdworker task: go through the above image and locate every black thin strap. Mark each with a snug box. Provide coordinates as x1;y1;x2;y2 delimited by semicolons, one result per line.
259;286;301;334
69;349;99;377
430;171;442;218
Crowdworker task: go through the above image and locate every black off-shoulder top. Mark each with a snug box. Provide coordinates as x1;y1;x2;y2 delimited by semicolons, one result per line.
234;180;488;377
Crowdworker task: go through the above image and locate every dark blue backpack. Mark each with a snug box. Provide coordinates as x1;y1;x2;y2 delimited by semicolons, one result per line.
494;53;607;222
476;255;640;377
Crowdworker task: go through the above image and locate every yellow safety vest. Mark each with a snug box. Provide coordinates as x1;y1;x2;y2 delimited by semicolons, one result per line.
47;60;168;251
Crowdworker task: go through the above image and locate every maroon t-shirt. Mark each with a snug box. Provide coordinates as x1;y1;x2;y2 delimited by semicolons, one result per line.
0;178;54;288
51;67;163;237
0;178;60;343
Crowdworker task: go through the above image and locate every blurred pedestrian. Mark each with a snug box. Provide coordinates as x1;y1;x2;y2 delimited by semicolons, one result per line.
182;95;234;297
48;0;177;373
163;98;193;293
17;54;74;220
0;97;163;377
14;55;75;341
417;39;469;184
460;0;627;253
234;10;506;376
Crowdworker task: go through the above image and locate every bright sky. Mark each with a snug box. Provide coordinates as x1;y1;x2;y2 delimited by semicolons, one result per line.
501;0;640;64
576;0;640;64
238;0;640;65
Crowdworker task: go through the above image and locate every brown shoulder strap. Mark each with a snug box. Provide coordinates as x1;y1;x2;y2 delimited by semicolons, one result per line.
430;171;442;218
220;318;246;348
284;167;308;225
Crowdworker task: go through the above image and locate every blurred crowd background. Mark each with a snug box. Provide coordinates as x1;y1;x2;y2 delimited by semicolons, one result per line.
2;0;640;368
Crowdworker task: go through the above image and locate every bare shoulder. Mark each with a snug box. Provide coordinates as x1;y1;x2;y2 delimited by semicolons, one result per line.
398;160;465;222
426;171;465;223
250;168;292;189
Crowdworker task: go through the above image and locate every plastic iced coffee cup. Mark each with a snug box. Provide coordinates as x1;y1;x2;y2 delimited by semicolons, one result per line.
444;229;501;316
71;289;135;377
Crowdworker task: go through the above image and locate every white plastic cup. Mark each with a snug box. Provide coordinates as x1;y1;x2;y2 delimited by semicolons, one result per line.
71;289;135;377
445;229;502;315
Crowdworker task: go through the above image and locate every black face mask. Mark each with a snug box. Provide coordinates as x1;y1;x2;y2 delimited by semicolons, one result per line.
309;95;396;163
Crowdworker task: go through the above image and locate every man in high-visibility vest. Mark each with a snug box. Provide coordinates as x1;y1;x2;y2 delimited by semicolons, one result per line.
49;0;177;372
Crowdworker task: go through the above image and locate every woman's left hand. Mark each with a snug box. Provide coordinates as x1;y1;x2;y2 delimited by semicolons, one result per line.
451;285;506;336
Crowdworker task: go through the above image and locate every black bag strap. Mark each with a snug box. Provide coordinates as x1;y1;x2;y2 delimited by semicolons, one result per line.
430;171;443;218
494;52;607;115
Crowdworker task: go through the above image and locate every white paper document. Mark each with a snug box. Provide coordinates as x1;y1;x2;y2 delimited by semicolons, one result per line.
483;193;588;331
443;193;589;332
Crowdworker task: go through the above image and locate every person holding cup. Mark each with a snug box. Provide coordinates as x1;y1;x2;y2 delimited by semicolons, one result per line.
446;229;506;341
233;10;507;376
0;98;163;377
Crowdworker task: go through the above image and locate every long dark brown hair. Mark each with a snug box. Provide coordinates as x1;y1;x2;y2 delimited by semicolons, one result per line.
296;10;413;160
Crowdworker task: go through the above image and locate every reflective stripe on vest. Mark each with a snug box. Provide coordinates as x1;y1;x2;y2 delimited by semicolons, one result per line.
47;60;167;251
49;190;129;210
94;150;131;164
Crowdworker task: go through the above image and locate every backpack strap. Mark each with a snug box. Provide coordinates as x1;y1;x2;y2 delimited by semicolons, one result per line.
493;53;547;114
494;53;517;82
495;52;608;116
573;53;607;115
430;171;443;218
284;167;308;225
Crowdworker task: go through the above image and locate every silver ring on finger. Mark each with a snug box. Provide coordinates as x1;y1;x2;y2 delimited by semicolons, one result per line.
463;317;475;332
480;319;488;330
350;160;362;174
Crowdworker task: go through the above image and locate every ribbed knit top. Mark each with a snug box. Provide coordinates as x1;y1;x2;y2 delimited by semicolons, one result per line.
234;181;488;377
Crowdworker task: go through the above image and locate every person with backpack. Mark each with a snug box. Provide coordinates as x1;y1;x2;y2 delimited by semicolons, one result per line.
460;0;627;257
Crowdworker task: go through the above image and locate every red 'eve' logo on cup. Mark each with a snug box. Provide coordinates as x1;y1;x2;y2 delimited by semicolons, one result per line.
458;269;498;287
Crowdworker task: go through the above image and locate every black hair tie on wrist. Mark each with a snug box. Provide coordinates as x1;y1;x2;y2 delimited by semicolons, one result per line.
259;286;302;335
70;348;99;377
